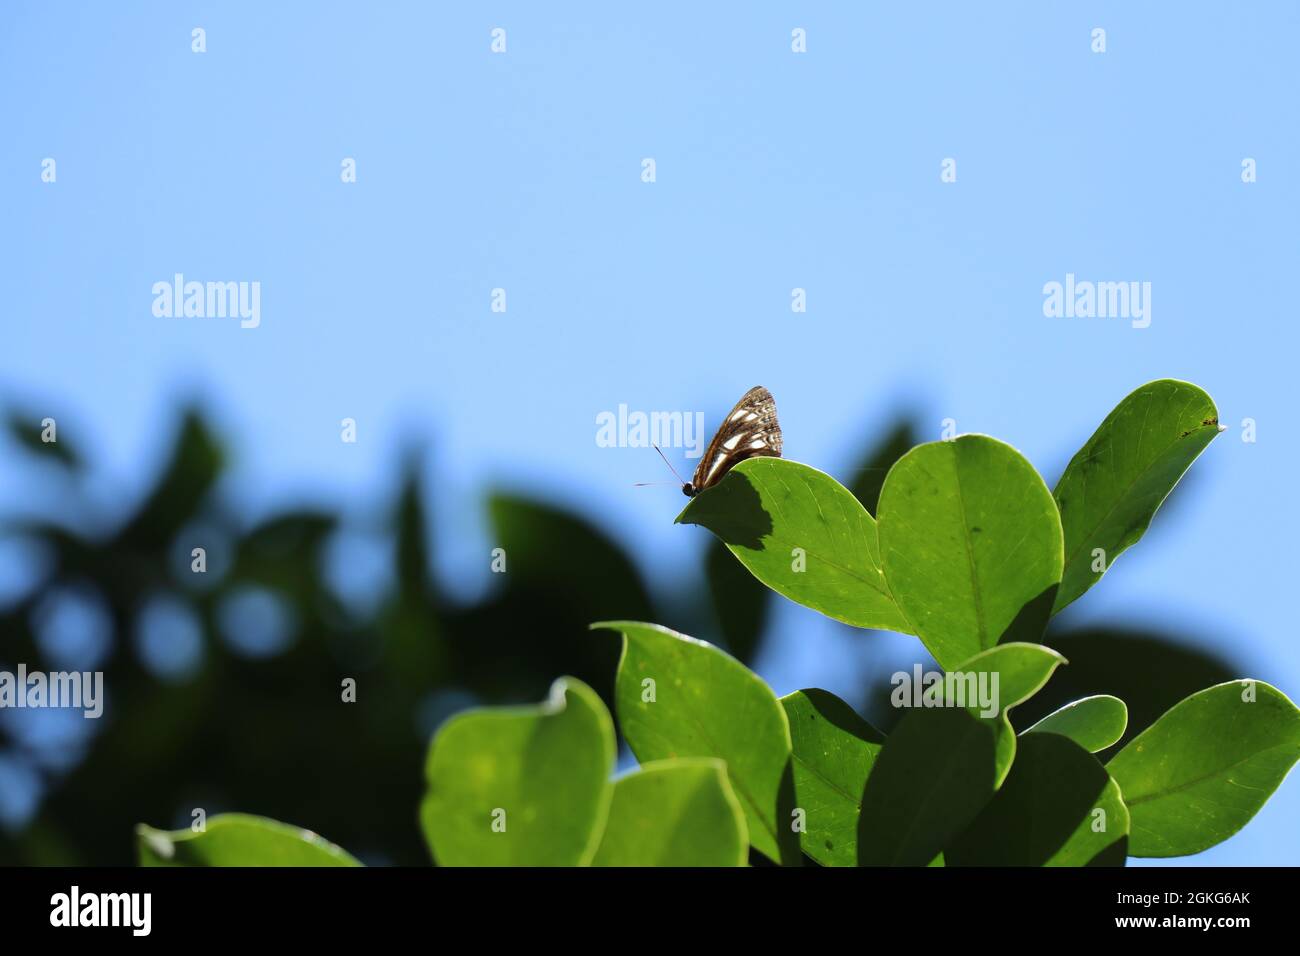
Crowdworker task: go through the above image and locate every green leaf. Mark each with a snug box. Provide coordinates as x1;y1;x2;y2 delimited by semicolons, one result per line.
1053;379;1221;613
1025;695;1128;753
591;758;748;866
593;620;799;865
877;435;1063;669
136;813;361;867
1106;680;1300;857
952;642;1068;714
857;706;1001;866
781;688;885;867
420;676;615;866
946;733;1129;866
675;459;908;632
947;642;1067;786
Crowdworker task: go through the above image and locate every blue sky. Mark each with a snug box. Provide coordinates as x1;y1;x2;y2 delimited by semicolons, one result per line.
2;2;1297;863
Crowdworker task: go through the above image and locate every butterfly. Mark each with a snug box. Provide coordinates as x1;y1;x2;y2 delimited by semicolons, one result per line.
681;386;783;497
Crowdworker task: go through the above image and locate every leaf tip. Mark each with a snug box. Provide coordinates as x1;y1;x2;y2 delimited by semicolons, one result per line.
135;824;175;861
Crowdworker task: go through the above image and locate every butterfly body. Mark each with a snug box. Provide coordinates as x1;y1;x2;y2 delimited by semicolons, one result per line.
683;386;783;496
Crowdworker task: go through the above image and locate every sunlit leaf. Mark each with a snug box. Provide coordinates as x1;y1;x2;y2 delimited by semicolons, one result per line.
877;436;1063;668
593;620;799;865
1106;680;1300;857
136;813;360;867
591;758;748;866
677;459;907;632
420;676;615;866
1024;695;1128;753
781;688;883;867
1053;380;1221;613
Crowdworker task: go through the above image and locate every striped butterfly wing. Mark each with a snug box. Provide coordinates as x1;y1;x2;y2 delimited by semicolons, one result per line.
688;386;783;495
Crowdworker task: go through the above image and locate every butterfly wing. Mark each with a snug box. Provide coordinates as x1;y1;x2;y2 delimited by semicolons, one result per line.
691;386;783;491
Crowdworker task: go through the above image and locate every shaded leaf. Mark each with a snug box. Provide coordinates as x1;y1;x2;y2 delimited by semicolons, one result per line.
1013;625;1241;756
420;677;615;866
1053;380;1221;613
946;733;1129;866
877;435;1063;668
591;758;747;866
857;707;1000;866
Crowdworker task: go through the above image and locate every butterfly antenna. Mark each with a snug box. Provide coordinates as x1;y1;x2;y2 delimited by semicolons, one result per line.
653;444;688;485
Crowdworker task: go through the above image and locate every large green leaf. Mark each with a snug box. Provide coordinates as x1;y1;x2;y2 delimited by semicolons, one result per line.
676;459;908;631
420;676;615;866
1106;680;1300;857
592;620;799;865
946;733;1129;866
1052;380;1221;613
857;706;1001;866
781;688;885;867
591;758;748;866
877;435;1063;669
1025;695;1128;753
136;813;360;866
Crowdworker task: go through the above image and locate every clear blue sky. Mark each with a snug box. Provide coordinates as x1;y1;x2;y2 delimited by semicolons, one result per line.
2;2;1297;863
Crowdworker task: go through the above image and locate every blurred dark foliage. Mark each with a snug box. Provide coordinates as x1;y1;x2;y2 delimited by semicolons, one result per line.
0;404;1247;865
0;408;765;865
1011;626;1241;759
846;418;918;518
